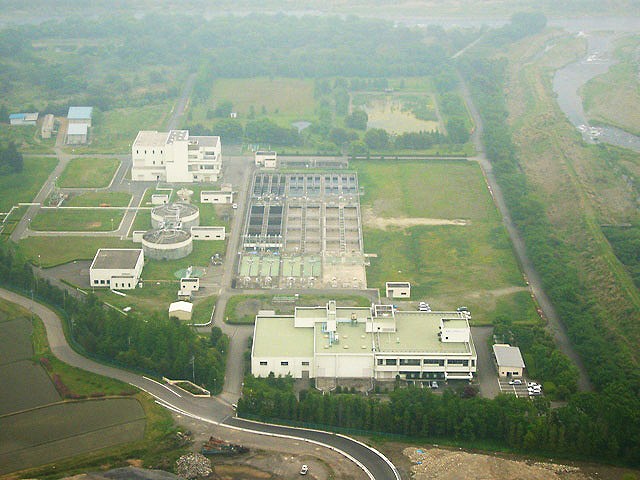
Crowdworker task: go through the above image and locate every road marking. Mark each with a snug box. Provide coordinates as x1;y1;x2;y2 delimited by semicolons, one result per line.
143;376;182;397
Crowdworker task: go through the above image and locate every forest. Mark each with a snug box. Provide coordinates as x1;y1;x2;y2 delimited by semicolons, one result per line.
0;142;23;175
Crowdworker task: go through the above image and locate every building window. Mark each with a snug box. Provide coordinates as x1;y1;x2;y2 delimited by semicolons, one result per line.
424;359;445;366
377;359;384;365
448;359;469;366
260;361;267;366
281;361;288;366
472;360;476;367
100;280;105;284
400;359;420;366
302;361;309;366
94;280;99;285
385;359;397;366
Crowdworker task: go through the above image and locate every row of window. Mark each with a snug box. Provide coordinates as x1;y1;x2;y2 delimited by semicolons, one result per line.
92;279;132;288
259;361;311;367
136;149;164;155
377;358;473;367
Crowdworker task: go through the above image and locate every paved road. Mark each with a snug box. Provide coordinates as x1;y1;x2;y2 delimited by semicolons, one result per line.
0;287;399;480
458;73;593;392
166;73;196;131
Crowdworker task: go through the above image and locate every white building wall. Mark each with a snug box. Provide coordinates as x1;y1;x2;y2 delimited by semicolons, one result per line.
252;356;314;378
315;353;373;378
200;191;233;204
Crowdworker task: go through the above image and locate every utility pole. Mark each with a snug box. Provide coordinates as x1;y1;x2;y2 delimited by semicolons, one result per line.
191;355;195;384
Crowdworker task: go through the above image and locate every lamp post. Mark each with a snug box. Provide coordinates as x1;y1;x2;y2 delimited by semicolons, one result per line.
191;355;196;384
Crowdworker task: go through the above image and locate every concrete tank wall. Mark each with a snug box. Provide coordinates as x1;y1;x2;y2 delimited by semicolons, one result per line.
141;230;193;260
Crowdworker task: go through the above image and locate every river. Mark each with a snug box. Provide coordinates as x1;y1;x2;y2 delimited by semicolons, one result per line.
552;31;640;152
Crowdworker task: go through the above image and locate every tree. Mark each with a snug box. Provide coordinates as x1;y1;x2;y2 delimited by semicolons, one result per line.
345;109;368;130
213;119;244;143
364;128;389;150
0;142;23;175
446;118;470;144
214;100;233;118
0;104;8;123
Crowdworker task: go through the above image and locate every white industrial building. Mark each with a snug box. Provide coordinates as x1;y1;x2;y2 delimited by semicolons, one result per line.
66;123;88;144
67;106;93;127
89;249;144;290
251;301;477;383
131;130;222;183
255;151;277;168
200;185;233;204
493;344;525;378
385;281;411;298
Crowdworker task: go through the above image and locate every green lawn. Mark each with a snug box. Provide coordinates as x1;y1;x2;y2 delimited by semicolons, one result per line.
93;281;178;317
0;125;55;154
17;237;137;267
66;192;132;207
30;208;125;232
192;295;218;324
143;241;226;280
353;159;530;323
57;157;120;188
0;157;57;211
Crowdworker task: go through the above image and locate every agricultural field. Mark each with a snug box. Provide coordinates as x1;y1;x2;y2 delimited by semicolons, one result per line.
353;160;534;324
0;157;57;211
29;208;125;232
225;294;371;324
57;157;120;188
582;35;640;136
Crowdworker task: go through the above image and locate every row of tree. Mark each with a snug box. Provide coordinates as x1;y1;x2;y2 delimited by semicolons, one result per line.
0;246;227;393
239;375;640;465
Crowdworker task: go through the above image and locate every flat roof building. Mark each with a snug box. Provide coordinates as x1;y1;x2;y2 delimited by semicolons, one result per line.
89;248;144;290
67;106;93;126
131;130;222;183
10;112;38;126
255;151;277;168
169;301;193;321
493;344;525;378
386;281;411;298
252;301;477;383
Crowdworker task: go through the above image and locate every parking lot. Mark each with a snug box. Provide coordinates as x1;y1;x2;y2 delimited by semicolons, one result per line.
497;378;543;398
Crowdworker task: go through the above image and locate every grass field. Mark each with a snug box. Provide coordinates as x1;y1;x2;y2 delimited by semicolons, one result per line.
225;294;371;324
57;157;120;188
93;281;178;317
30;208;125;232
143;240;226;280
80;101;173;154
66;191;132;207
0;157;57;212
17;236;137;267
189;77;316;127
582;35;640;136
0;124;55;154
353;159;529;323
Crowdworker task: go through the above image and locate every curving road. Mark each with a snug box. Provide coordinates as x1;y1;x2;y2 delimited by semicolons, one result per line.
0;287;399;480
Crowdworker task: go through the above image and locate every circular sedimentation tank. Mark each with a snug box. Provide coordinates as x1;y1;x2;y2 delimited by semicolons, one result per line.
151;202;199;229
142;228;193;260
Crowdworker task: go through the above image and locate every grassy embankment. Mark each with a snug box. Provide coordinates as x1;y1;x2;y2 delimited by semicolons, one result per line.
0;157;57;212
581;35;640;136
353;159;536;325
505;32;640;372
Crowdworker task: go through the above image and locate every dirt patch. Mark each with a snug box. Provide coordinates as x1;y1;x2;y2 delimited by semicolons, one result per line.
404;447;592;480
213;464;272;479
361;206;468;230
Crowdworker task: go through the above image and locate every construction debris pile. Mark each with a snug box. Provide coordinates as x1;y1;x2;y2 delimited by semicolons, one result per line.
175;453;212;479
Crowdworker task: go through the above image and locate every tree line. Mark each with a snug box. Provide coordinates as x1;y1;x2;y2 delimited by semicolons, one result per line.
0;142;23;175
0;246;227;393
238;375;640;465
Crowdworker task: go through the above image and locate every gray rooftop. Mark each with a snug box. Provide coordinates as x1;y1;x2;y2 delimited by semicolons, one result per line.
91;249;143;270
493;344;525;368
190;135;220;147
253;316;314;357
68;106;93;120
133;131;170;148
